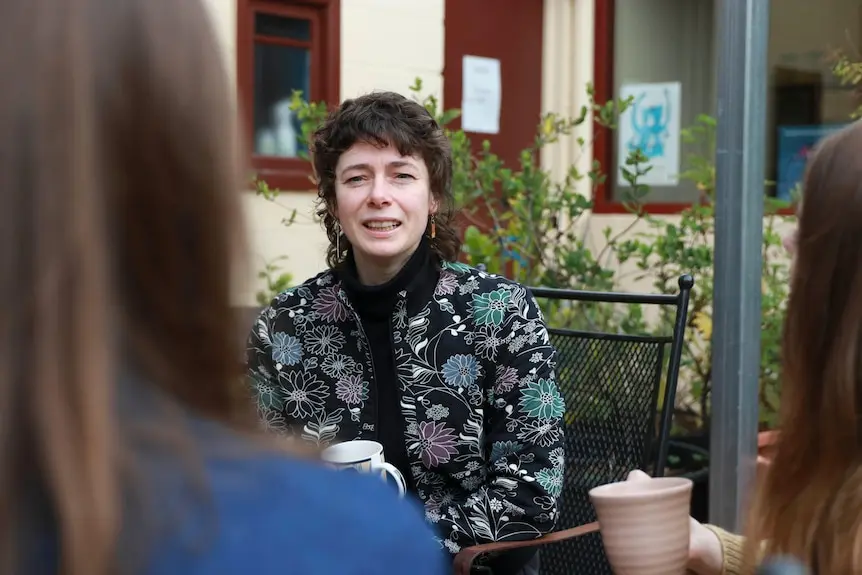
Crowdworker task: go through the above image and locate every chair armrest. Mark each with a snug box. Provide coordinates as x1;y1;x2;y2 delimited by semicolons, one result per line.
452;521;600;575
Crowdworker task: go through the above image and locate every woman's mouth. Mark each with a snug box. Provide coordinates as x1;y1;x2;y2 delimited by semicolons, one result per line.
362;220;401;232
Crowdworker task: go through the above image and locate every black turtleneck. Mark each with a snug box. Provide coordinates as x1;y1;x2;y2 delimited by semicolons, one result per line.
336;238;438;493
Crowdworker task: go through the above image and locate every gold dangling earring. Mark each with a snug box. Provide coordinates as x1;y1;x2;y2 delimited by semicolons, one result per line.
430;215;436;239
335;221;341;256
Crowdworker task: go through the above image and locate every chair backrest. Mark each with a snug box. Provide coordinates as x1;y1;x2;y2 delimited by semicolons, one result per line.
528;275;693;575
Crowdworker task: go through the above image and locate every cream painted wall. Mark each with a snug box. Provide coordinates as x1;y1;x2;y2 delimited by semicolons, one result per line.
202;0;445;304
204;0;792;302
539;0;670;294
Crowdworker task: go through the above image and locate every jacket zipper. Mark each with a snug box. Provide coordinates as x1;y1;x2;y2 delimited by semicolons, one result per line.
386;313;413;492
352;316;380;442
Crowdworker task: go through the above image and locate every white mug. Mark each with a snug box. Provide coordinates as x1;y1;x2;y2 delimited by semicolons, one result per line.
320;440;407;497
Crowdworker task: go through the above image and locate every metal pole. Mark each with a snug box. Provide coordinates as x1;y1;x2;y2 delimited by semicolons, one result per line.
709;0;769;530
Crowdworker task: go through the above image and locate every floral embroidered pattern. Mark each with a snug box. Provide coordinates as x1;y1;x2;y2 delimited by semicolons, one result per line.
321;354;358;379
434;271;459;296
535;465;564;499
494;365;520;396
272;332;302;366
414;421;459;467
247;262;565;553
335;374;367;406
278;371;328;419
311;286;350;323
441;354;481;389
426;404;449;421
520;378;566;420
472;289;511;326
304;324;346;355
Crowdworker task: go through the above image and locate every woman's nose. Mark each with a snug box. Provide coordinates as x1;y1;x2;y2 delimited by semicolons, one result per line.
367;178;392;204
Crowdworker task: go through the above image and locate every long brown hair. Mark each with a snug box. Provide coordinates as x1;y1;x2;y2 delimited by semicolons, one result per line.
745;121;862;571
0;0;251;573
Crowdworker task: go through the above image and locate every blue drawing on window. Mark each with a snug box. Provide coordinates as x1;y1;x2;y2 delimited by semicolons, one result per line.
776;124;846;201
627;89;672;159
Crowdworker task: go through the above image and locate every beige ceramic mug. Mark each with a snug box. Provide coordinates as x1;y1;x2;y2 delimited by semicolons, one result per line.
589;476;692;575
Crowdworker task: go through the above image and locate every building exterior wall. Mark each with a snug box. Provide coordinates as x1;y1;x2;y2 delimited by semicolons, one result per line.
541;0;672;294
205;0;793;302
203;0;444;304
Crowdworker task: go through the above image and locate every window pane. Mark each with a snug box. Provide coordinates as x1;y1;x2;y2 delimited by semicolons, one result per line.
255;14;311;41
253;43;311;158
769;1;862;201
611;0;714;204
610;0;862;205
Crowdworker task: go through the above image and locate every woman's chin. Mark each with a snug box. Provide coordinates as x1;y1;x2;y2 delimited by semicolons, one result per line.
353;241;414;266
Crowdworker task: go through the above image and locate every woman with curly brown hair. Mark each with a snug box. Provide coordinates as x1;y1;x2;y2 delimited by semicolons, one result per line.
248;91;565;575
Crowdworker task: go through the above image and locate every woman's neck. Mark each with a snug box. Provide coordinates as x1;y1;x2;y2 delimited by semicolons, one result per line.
353;252;411;286
336;238;436;320
352;240;425;286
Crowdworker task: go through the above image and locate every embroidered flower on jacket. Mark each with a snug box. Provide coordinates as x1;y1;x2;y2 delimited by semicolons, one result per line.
272;332;302;366
335;374;368;406
520;378;565;420
259;407;287;433
535;465;564;499
426;404;449;421
414;421;459;467
434;271;459;296
474;324;503;361
494;365;520;395
549;446;565;469
321;354;358;379
517;418;563;448
277;371;328;418
490;440;524;462
441;354;481;389
254;378;283;411
303;324;346;355
472;289;512;326
311;286;350;323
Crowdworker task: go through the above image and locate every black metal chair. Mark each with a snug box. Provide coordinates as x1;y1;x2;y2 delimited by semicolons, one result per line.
455;273;694;575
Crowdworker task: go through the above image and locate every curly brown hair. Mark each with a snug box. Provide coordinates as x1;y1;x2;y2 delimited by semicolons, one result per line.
310;91;460;268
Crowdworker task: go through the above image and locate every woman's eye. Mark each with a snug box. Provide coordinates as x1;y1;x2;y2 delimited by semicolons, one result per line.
345;176;363;184
395;173;415;180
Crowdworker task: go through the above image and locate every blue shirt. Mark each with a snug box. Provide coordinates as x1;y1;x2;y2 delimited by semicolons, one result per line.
23;409;448;575
142;451;448;575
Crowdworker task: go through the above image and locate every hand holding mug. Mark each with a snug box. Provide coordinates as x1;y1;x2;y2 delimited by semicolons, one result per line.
625;470;723;575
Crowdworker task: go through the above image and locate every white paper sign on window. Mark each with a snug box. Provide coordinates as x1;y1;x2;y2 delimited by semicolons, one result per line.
461;55;502;135
617;82;682;187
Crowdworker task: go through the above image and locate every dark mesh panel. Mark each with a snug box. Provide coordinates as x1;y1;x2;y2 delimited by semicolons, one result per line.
538;330;669;575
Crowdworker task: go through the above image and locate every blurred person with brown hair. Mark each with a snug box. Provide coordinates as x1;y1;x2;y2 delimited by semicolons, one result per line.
628;120;862;574
0;0;446;574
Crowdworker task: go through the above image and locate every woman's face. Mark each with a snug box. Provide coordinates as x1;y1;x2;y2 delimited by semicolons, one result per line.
333;141;437;281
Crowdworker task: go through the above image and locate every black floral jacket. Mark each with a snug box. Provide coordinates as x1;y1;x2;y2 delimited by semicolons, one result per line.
246;261;565;554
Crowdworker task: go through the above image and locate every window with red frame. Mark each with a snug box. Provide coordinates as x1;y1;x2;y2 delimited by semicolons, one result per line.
592;0;857;215
237;0;340;191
